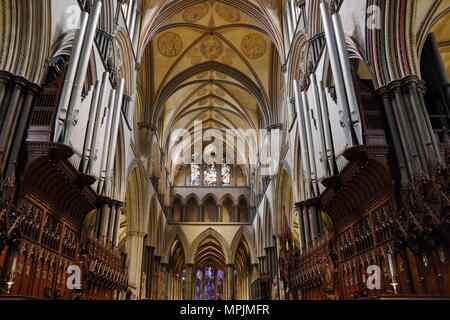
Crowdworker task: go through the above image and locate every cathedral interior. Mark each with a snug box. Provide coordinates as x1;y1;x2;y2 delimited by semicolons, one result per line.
0;0;450;300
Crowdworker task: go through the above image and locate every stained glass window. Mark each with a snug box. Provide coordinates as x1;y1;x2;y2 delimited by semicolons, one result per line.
196;269;203;300
217;270;224;300
204;164;217;185
221;165;231;185
205;266;215;300
191;164;201;185
195;266;224;300
182;269;187;299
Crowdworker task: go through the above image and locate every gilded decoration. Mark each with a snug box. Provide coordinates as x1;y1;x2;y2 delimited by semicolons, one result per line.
158;32;183;57
242;34;267;59
215;3;241;23
183;3;209;23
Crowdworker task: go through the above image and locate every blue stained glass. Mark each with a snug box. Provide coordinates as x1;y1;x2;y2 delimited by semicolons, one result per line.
191;164;201;185
196;270;203;300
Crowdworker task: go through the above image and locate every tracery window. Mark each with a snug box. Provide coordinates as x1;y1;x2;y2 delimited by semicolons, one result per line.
189;145;236;186
203;144;217;186
195;265;224;300
204;164;217;185
190;153;201;185
221;164;231;185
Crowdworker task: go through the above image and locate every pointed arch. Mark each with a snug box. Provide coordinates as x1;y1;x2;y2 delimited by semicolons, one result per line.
188;228;231;264
230;226;256;265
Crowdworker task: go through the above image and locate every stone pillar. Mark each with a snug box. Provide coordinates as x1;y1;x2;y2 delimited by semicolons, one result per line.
100;204;111;243
5;83;40;178
308;206;318;245
182;205;187;221
107;204;117;244
185;263;193;300
294;203;306;253
226;264;234;300
0;78;26;174
113;204;123;246
127;231;146;299
233;205;238;222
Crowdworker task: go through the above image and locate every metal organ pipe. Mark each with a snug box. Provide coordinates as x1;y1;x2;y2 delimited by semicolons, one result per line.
319;2;355;147
293;80;312;198
98;88;116;194
311;74;331;177
81;79;101;172
54;12;89;142
63;0;103;144
318;80;337;176
85;72;110;173
300;91;320;197
332;12;363;144
105;77;125;197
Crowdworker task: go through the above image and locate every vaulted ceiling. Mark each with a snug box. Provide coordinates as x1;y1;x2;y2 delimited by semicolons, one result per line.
137;0;283;171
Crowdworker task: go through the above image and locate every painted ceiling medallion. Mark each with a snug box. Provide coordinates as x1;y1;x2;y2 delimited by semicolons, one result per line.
215;3;241;23
242;34;267;59
183;3;209;23
200;35;224;59
158;32;183;57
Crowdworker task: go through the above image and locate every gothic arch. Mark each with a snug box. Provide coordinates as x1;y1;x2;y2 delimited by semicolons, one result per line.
230;226;256;265
138;0;284;62
0;0;52;84
162;226;190;265
113;27;136;96
188;228;231;264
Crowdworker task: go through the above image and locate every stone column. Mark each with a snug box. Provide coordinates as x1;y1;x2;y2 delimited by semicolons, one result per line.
100;204;111;243
308;206;318;245
0;78;26;174
113;204;123;246
226;264;234;300
107;204;117;244
127;231;146;299
294;203;306;253
233;205;238;222
185;263;193;300
5;83;40;178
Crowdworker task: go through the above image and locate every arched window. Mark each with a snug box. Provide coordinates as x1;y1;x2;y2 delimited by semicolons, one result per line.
221;164;231;185
190;153;201;186
203;144;217;185
195;265;224;300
